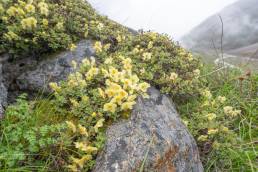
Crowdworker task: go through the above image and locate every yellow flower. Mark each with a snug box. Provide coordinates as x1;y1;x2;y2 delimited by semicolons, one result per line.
78;124;88;136
71;155;92;169
67;164;78;172
105;89;116;98
25;4;35;13
142;52;152;61
138;82;150;92
104;58;113;64
208;128;218;135
98;88;106;98
84;146;98;153
206;113;216;121
221;126;229;133
223;106;233;115
42;19;48;26
21;17;37;30
109;67;119;77
69;44;77;51
111;96;123;105
75;142;87;151
104;43;111;51
231;110;241;117
109;82;122;91
202;89;212;99
82;59;90;66
217;96;226;103
94;118;105;132
38;2;49;16
94;41;102;53
197;135;208;142
121;101;136;111
0;3;4;14
103;102;117;113
122;79;132;89
49;82;60;92
118;89;128;99
56;22;64;30
193;69;200;77
169;72;178;81
148;41;153;49
4;31;19;41
71;60;77;68
91;112;97;117
66;121;76;133
70;98;79;107
127;94;137;102
97;22;104;30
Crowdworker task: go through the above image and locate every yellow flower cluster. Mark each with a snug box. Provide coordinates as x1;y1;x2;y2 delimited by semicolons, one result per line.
94;41;102;53
25;4;35;13
206;113;216;121
142;52;152;61
223;106;241;117
69;44;77;51
100;57;150;114
38;1;49;16
3;31;19;41
169;72;178;81
66;121;99;171
202;89;212;99
21;17;37;30
7;6;25;16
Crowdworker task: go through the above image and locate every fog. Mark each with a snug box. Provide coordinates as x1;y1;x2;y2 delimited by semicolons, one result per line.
88;0;238;40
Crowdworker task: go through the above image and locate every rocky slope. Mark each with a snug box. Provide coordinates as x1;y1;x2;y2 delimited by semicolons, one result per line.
181;0;258;53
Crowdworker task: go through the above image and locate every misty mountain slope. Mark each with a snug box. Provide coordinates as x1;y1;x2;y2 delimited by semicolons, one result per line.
181;0;258;53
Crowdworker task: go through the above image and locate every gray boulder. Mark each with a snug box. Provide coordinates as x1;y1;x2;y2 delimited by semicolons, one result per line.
0;64;7;117
2;40;94;101
94;87;203;172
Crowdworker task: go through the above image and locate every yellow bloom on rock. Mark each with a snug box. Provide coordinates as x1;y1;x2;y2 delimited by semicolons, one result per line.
138;82;150;92
69;44;77;51
121;101;136;111
103;102;117;113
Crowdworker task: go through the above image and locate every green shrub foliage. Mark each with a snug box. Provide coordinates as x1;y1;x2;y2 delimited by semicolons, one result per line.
0;0;128;57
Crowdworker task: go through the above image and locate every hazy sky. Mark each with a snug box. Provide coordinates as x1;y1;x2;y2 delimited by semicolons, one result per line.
88;0;238;40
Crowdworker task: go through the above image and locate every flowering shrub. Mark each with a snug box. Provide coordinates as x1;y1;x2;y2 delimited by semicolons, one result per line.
179;71;257;171
0;0;128;57
94;32;203;98
48;56;149;171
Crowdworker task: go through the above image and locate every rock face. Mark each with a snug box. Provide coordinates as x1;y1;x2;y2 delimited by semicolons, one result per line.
94;87;203;172
2;40;94;102
0;64;7;117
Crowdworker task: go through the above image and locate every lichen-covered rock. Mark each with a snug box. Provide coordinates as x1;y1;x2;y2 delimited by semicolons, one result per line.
0;63;7;117
94;87;203;172
2;40;94;101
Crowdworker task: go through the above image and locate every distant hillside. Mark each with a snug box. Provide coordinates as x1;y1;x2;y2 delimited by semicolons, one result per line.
181;0;258;53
